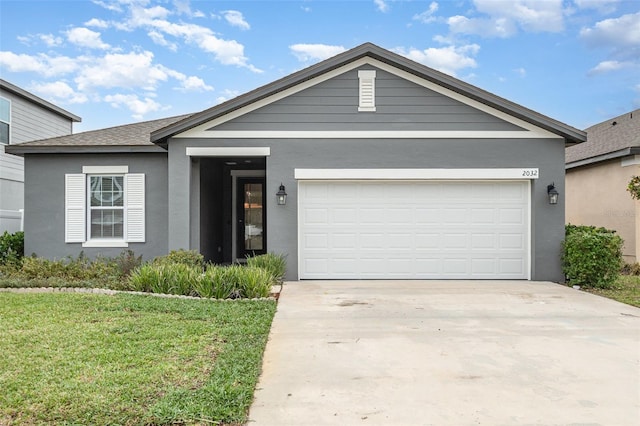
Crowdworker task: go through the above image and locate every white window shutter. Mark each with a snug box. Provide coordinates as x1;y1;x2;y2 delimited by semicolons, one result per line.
65;174;86;243
358;70;376;112
125;173;145;242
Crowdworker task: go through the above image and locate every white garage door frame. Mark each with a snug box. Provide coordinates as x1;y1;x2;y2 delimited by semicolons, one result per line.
296;169;538;280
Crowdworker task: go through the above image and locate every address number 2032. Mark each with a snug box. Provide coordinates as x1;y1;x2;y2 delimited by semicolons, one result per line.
521;169;538;177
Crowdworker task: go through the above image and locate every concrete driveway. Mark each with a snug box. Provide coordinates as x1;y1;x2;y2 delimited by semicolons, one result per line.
248;280;640;425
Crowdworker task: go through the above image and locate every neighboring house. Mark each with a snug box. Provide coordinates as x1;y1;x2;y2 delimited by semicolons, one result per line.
0;79;81;233
7;43;585;281
566;109;640;263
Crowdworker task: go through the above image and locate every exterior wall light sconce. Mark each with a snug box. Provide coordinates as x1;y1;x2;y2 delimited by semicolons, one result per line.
547;183;559;205
276;183;287;205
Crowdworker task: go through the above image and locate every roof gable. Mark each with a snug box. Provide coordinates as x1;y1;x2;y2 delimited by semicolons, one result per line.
152;43;585;144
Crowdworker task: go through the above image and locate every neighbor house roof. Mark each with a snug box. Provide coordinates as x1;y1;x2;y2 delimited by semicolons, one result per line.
0;79;82;123
5;114;191;155
151;42;586;145
566;109;640;169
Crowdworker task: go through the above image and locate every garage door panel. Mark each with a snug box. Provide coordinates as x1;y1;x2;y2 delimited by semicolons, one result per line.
299;180;529;279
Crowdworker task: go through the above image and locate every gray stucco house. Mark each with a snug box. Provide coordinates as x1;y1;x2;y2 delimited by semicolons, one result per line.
7;43;585;281
0;79;81;233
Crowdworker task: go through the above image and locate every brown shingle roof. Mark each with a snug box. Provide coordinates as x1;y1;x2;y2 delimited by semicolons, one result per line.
566;109;640;165
5;114;191;155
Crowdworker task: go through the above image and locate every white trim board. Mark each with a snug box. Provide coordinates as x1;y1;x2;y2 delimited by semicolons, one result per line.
175;56;560;140
294;168;540;180
185;147;271;157
190;130;555;139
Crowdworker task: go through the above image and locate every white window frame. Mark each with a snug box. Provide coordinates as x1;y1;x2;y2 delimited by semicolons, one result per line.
0;96;11;145
65;166;145;248
87;174;126;245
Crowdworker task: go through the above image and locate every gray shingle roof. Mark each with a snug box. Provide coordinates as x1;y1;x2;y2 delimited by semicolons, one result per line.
5;114;191;155
566;109;640;166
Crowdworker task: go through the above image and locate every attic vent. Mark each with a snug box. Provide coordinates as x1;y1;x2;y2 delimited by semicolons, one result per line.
358;70;376;112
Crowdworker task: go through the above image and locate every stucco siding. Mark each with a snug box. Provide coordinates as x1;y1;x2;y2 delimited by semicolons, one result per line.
0;89;73;145
214;68;524;132
566;159;638;261
172;137;565;281
23;153;168;261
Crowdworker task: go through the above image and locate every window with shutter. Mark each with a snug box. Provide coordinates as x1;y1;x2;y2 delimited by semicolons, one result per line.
64;167;145;247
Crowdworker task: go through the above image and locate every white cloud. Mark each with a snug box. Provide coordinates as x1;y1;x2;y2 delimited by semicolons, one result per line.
573;0;620;13
215;89;241;104
180;76;213;91
29;81;88;104
222;10;250;30
115;4;261;72
580;12;640;72
374;0;389;13
394;44;480;76
290;44;346;62
92;0;123;13
580;12;640;49
84;18;109;29
74;51;171;91
514;67;526;77
588;60;633;74
40;34;63;47
414;2;439;24
448;0;565;37
148;30;178;51
66;27;111;50
103;93;163;119
0;52;79;77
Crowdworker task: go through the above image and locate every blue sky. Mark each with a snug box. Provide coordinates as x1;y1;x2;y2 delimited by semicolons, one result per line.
1;0;638;132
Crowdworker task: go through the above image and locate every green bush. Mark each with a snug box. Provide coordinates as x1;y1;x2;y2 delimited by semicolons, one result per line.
562;224;623;288
247;253;287;283
129;262;273;299
153;249;204;269
195;265;242;299
15;255;119;282
0;231;24;266
128;263;199;296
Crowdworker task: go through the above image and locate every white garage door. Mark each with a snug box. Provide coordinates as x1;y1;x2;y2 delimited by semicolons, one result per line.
298;180;529;279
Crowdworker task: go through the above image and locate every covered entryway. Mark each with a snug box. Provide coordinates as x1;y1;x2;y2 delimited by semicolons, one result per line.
298;179;529;279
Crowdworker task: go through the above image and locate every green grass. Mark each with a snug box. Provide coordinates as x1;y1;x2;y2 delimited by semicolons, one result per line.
582;274;640;308
0;293;276;425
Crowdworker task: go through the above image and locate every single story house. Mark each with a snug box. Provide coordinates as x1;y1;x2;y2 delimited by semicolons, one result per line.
566;109;640;263
7;43;585;281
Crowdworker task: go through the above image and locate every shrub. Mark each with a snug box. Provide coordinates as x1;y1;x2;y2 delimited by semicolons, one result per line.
128;263;199;296
114;249;143;279
247;253;287;283
238;266;274;298
195;265;240;299
0;231;24;266
562;224;623;288
621;262;640;276
153;249;204;269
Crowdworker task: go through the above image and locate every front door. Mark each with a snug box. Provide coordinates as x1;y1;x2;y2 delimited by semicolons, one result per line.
236;177;266;259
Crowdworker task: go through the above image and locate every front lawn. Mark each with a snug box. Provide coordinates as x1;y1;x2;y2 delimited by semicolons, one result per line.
582;274;640;308
0;292;276;425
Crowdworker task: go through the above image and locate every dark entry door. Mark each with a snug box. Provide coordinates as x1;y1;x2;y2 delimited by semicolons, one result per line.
236;177;266;259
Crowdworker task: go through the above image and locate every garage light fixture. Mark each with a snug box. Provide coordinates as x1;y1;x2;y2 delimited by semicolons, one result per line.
276;183;287;205
547;183;559;205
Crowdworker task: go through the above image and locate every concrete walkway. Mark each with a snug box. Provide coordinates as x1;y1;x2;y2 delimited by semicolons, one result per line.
248;280;640;425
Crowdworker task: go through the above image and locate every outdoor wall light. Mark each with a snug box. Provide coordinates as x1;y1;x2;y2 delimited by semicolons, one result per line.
276;183;287;205
547;183;559;205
